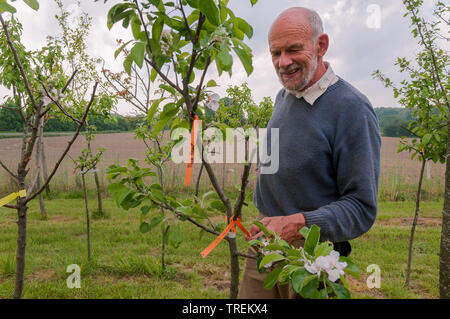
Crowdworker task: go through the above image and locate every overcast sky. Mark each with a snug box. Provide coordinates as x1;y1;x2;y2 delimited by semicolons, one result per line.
1;0;446;115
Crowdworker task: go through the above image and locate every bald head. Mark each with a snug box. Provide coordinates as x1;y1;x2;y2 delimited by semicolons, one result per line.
269;7;324;43
268;7;329;93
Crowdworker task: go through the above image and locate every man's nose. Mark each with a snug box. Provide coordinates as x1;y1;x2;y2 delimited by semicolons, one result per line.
278;52;292;69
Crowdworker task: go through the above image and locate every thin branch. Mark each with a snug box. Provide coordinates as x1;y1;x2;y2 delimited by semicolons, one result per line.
26;82;98;203
61;69;78;94
2;204;17;209
178;0;194;41
0;158;18;180
0;14;39;111
41;85;81;124
233;137;252;219
235;251;257;260
193;57;211;110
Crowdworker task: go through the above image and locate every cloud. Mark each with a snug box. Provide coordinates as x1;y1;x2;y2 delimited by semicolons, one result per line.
0;0;437;114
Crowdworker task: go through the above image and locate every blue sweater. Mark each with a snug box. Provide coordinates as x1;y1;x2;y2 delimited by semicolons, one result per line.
254;77;381;243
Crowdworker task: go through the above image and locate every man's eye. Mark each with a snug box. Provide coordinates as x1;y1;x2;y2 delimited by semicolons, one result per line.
271;52;280;57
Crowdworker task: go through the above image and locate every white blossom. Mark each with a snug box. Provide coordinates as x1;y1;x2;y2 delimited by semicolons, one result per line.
303;250;347;282
41;96;52;106
206;93;220;111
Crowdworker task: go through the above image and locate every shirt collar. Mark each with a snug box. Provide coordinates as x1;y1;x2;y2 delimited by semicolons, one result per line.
288;62;338;105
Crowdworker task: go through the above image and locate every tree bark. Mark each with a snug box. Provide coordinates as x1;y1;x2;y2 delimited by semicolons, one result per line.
82;174;91;260
440;114;450;298
40;122;50;197
87;139;103;215
13;198;27;299
228;237;240;299
36;117;47;219
405;157;426;287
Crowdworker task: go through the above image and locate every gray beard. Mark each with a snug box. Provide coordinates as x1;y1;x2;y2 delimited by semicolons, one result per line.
281;58;318;96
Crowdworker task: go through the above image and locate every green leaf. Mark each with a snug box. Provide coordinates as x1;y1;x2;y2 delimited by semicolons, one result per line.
198;0;220;26
159;84;176;95
263;266;283;290
169;225;183;248
206;80;217;87
216;46;233;71
150;68;158;82
422;133;432;146
252;221;274;238
123;54;133;76
130;42;146;69
114;40;133;59
131;15;141;40
250;0;258;6
141;205;151;216
140;222;151;233
0;1;16;13
330;282;351;299
314;241;333;258
300;275;319;299
233;46;253;76
236;17;253;38
259;253;285;268
304;224;320;255
151;189;167;203
299;226;309;238
107;182;131;206
152;16;164;43
186;0;199;8
23;0;39;10
210;200;226;212
339;256;360;278
291;268;311;293
149;216;164;229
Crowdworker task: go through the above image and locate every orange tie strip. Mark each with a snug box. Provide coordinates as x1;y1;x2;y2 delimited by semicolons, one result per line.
201;216;250;258
184;115;200;186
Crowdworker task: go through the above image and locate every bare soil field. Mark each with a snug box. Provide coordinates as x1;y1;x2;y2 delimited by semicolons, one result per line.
0;133;445;195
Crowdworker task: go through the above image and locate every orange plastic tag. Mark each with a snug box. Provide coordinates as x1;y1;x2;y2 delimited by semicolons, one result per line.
200;216;250;258
184;115;199;186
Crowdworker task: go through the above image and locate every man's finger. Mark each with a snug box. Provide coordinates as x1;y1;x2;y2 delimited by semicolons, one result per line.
249;224;261;236
248;231;264;241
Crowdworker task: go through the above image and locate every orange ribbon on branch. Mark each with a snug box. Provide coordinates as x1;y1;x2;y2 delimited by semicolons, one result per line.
201;216;250;258
184;114;200;186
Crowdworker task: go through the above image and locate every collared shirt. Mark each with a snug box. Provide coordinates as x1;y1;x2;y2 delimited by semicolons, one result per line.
288;61;338;105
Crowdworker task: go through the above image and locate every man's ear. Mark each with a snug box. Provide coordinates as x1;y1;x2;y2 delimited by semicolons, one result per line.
316;33;329;58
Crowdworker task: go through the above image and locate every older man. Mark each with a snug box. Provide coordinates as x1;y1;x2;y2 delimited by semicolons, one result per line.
238;7;381;299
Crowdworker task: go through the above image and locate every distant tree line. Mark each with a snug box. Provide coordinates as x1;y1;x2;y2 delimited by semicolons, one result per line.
375;107;415;137
0;106;140;132
0;105;412;137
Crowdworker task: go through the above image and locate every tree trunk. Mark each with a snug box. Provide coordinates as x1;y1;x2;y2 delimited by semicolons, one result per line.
228;237;240;299
195;163;204;198
440;115;450;298
13;161;28;299
87;140;103;216
93;170;103;215
405;157;426;287
35;119;47;219
161;225;169;271
40;129;50;197
82;174;91;260
13;198;27;299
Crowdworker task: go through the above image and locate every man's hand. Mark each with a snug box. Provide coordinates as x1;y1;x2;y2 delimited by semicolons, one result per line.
247;213;306;244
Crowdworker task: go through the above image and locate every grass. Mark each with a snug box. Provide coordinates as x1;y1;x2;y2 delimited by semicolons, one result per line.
0;190;442;299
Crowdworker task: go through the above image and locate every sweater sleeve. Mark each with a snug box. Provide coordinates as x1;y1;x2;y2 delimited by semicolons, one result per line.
302;102;381;243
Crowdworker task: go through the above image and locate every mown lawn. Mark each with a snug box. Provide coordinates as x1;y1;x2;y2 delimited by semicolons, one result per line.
0;196;442;299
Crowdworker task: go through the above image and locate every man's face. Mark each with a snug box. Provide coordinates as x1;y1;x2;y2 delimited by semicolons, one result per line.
269;19;318;92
